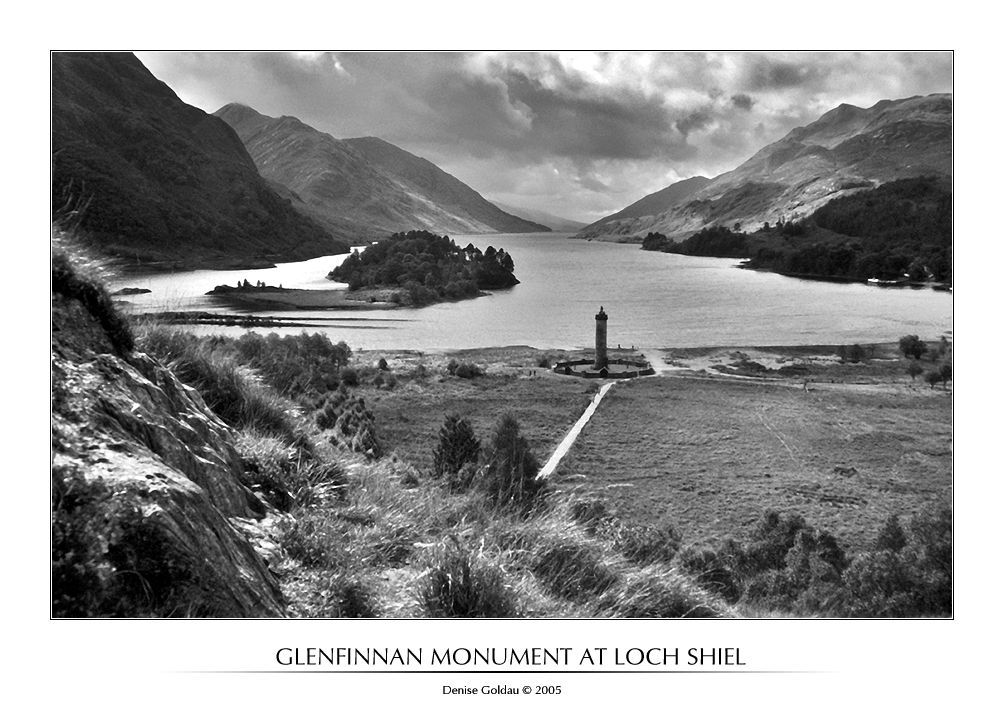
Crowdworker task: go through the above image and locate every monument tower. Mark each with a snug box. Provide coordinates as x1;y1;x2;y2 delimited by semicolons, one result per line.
593;306;608;370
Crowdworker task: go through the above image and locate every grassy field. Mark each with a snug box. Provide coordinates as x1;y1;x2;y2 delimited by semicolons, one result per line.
354;346;599;471
556;357;951;554
359;341;951;555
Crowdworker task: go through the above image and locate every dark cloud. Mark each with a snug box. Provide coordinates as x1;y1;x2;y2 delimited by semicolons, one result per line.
731;93;755;111
675;108;712;137
745;57;829;90
136;51;953;222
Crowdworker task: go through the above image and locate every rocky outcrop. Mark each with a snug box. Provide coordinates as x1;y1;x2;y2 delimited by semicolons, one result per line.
52;289;285;617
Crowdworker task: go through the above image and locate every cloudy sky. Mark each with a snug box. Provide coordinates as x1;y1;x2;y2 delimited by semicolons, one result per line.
137;51;952;223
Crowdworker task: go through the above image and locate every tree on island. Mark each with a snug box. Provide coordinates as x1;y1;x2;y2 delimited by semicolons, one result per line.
327;230;518;306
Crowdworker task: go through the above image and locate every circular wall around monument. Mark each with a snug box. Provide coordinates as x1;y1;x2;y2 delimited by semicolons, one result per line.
552;359;655;379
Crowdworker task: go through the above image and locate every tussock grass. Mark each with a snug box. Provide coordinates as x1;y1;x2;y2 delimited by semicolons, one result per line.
139;326;306;445
51;230;134;354
593;566;729;619
419;538;519;618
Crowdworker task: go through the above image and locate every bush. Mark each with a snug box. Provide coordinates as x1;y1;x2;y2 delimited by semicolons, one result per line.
229;332;349;398
899;335;928;360
433;414;481;480
875;515;907;552
455;362;484;379
480;414;544;511
316;389;382;457
340;367;360;387
421;541;518;618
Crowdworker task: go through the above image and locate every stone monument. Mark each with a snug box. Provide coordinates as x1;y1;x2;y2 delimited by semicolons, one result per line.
593;306;608;370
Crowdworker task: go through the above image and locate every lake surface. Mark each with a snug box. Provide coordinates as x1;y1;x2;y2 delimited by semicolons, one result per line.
111;233;954;351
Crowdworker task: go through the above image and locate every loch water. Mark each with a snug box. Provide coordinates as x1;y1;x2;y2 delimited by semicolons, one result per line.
111;233;953;351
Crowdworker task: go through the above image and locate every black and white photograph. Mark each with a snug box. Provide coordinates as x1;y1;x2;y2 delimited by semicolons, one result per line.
51;49;952;621
34;24;979;715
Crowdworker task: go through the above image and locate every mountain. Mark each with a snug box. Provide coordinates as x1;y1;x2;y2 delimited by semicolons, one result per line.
490;201;585;233
214;104;550;241
577;94;952;241
577;176;713;237
51;52;343;270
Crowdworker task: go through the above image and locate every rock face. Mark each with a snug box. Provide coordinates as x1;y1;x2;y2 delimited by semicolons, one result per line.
52;283;285;617
577;94;952;241
51;52;343;270
214;103;550;240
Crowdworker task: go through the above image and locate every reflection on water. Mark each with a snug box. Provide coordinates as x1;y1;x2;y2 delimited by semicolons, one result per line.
110;233;953;351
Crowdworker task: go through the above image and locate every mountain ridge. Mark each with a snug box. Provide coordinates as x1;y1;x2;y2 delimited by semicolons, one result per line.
214;104;549;240
51;53;343;270
577;93;951;241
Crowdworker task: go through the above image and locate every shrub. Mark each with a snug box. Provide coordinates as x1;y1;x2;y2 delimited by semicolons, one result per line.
455;362;484;379
51;469;113;617
421;540;518;618
433;414;481;480
481;414;544;511
340;367;360;387
229;332;349;398
377;357;389;371
899;334;928;360
875;515;907;552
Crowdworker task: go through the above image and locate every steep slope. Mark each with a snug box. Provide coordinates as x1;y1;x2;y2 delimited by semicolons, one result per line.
214;104;549;240
51;241;286;616
578;94;952;241
51;53;343;270
491;201;585;233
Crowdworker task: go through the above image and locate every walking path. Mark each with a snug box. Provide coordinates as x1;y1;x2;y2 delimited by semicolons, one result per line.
537;380;618;480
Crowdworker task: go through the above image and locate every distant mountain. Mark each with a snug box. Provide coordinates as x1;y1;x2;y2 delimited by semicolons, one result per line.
577;94;952;241
214;104;549;241
490;201;584;232
51;53;341;270
577;176;712;237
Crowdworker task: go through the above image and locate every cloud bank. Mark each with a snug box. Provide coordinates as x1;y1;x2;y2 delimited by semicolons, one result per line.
137;51;952;222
